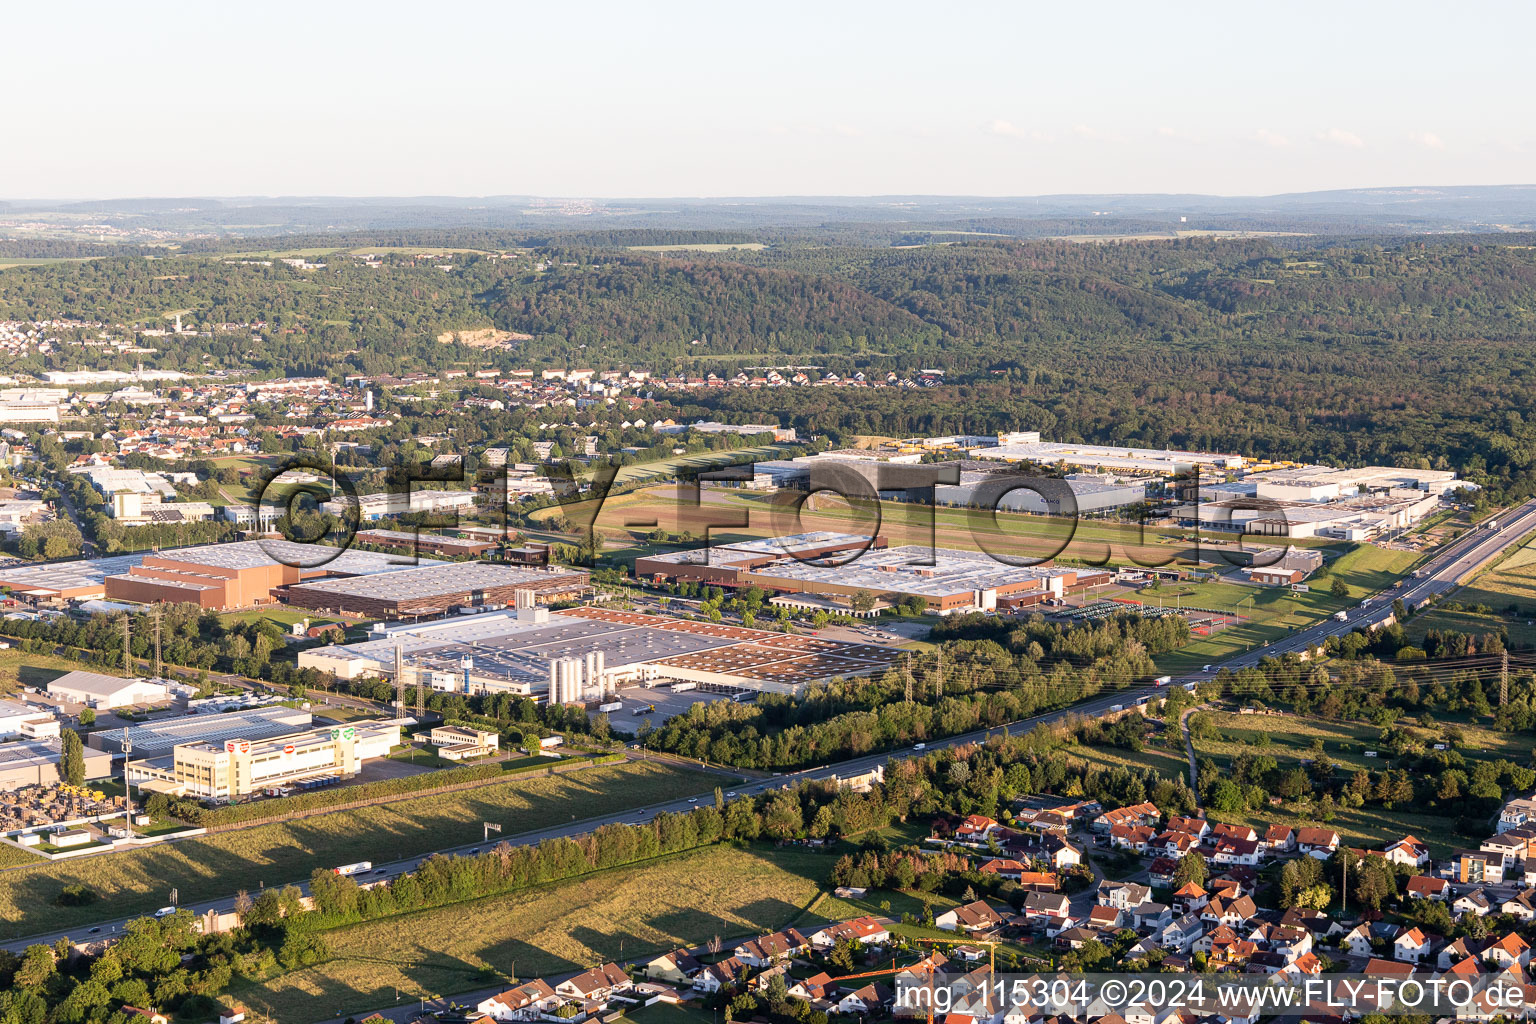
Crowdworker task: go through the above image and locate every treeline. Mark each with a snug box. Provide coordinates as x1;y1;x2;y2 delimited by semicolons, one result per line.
644;611;1179;769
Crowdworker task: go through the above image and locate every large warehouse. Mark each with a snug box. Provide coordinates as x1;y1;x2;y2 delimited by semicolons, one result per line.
299;605;904;697
0;739;113;791
969;440;1244;475
278;561;591;619
103;540;439;610
636;532;1114;615
88;705;314;759
47;671;171;710
128;719;403;800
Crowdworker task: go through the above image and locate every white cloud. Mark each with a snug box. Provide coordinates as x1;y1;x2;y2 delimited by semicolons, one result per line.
1253;128;1291;148
1409;131;1446;150
1317;127;1365;148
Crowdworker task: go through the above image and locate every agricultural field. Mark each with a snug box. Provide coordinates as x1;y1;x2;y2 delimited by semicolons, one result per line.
608;446;790;486
546;484;1212;568
0;760;719;941
232;843;841;1021
1063;740;1192;781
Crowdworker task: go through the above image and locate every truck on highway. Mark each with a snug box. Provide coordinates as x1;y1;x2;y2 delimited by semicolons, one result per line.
333;861;373;876
1488;520;1500;531
1153;675;1171;687
1333;610;1348;622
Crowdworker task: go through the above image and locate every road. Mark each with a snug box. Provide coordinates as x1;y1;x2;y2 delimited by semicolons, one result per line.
9;502;1535;954
1216;498;1536;670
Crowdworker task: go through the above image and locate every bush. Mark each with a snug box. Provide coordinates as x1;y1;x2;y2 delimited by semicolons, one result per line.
54;884;100;907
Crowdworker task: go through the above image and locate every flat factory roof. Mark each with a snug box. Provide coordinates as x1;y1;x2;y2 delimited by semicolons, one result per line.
285;561;582;602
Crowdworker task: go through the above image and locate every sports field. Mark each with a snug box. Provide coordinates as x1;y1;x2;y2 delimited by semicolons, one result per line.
0;760;718;941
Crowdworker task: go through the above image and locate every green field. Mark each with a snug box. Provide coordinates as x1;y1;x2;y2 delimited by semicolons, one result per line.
0;846;41;867
232;843;838;1021
1189;710;1517;856
1152;544;1420;672
0;650;86;692
0;760;718;941
609;446;790;485
1409;530;1536;647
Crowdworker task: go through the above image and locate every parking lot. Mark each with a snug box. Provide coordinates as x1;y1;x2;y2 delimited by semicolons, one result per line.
603;684;750;734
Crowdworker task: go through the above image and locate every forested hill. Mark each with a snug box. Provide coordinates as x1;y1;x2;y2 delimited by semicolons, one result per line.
5;233;1536;498
480;251;943;358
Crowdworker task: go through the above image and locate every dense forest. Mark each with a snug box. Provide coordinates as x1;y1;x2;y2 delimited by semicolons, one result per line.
6;232;1536;497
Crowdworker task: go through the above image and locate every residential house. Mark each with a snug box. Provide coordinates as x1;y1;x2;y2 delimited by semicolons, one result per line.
787;972;834;1002
1438;937;1489;971
808;916;889;949
1151;830;1198;858
1111;824;1156;854
1088;905;1124;931
1262;825;1296;853
734;928;808;967
1022;891;1071;924
1295;827;1340;858
935;900;1007;934
1093;801;1160;834
1159;913;1205;954
693;958;745;994
1098;881;1152;910
1393;927;1433;964
556;964;629;1003
1006;832;1082;869
1454;889;1493;918
1485;932;1531;968
835;984;891;1016
1166;815;1210;839
1342;924;1376;959
642;950;701;985
1212;837;1261;866
1130;902;1172;930
1172;882;1209;915
1503;890;1536;921
1458;851;1505;886
1210;822;1258;844
1201;895;1257;929
1148;857;1180;888
954;815;1000;841
978;858;1028;881
1405;875;1450;901
477;980;560;1021
1383;835;1431;868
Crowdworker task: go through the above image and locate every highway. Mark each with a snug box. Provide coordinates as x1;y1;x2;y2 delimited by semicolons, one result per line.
1218;497;1536;670
6;501;1534;953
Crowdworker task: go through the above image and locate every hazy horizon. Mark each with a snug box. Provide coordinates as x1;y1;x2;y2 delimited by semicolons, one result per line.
12;0;1535;200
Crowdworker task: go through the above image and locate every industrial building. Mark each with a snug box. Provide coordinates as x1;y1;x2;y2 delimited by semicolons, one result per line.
0;739;113;791
1173;491;1442;540
935;471;1146;516
426;725;499;759
969;440;1244;475
127;719;404;800
47;671;171;710
0;699;60;741
636;532;1114;615
0;553;147;602
88;705;314;759
278;561;591;619
321;489;477;522
353;530;500;558
299;605;904;697
102;540;439;610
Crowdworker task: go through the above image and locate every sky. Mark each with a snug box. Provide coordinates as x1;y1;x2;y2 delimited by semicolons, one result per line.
8;0;1534;199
